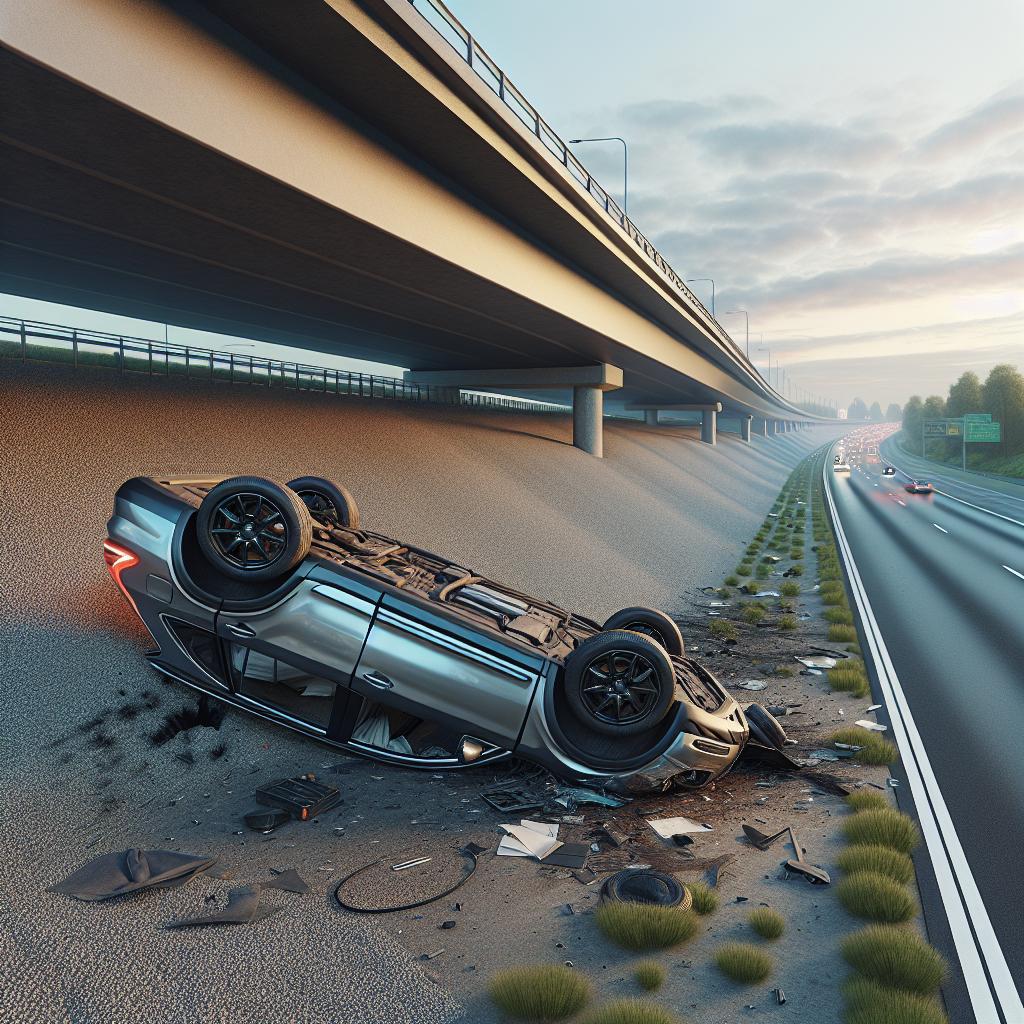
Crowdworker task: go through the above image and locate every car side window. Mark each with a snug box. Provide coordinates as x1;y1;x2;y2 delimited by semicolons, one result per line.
229;643;337;730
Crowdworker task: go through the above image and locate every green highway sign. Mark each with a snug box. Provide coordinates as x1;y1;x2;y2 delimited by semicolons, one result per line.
965;421;1001;442
963;413;992;423
924;419;952;437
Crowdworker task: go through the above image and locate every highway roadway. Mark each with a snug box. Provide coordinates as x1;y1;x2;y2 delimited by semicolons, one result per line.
826;433;1024;1024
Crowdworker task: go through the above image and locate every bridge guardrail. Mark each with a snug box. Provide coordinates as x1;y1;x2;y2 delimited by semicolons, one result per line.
0;316;570;414
408;0;732;352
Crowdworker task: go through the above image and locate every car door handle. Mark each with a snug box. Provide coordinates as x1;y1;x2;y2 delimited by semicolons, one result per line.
226;623;256;638
361;670;394;690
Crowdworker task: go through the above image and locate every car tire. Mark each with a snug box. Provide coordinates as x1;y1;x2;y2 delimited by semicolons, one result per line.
197;476;313;582
744;703;788;750
286;476;360;529
562;631;676;737
602;607;685;656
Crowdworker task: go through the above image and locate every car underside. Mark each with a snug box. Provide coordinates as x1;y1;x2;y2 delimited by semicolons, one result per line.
104;475;768;793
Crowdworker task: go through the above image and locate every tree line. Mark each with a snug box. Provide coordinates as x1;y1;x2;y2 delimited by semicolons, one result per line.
901;364;1024;467
846;398;902;421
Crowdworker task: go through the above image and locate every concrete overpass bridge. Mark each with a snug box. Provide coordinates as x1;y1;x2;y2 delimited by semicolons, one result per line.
0;0;824;454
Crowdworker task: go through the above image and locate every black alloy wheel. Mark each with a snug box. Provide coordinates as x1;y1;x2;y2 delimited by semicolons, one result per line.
208;492;289;570
563;631;675;737
196;476;312;582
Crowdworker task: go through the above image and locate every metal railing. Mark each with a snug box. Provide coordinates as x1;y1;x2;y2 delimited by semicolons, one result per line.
407;0;732;352
0;316;568;413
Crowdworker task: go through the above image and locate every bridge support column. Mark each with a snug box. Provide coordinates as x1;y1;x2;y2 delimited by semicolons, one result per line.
759;418;770;437
573;386;604;457
625;402;723;446
701;408;717;445
403;363;622;457
740;415;752;443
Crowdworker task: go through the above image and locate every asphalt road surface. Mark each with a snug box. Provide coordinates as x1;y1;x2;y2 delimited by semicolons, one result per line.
827;437;1024;1024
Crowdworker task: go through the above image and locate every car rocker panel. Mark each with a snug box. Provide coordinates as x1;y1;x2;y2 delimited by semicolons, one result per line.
106;476;756;790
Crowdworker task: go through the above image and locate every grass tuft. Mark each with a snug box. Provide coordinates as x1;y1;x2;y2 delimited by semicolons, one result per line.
829;728;896;765
775;664;795;678
781;581;801;597
838;871;916;923
580;998;683;1024
846;791;890;814
842;977;949;1024
841;925;947;994
687;881;718;916
741;604;766;624
715;943;773;984
778;614;797;631
824;607;854;625
842;808;921;854
748;907;785;940
828;666;870;699
489;964;591;1021
829;624;859;643
595;903;700;951
634;961;667;992
837;844;914;885
709;620;737;641
724;575;739;587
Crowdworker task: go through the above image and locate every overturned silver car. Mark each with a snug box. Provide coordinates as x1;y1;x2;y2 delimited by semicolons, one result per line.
106;475;758;792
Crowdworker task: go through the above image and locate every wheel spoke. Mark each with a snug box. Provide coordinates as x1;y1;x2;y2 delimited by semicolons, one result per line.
211;527;239;536
224;536;244;553
587;664;610;682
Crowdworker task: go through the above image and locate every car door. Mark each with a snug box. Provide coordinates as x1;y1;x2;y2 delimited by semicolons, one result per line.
350;594;543;750
216;573;379;737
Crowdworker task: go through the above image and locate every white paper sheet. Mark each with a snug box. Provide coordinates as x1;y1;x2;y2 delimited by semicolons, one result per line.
646;816;712;839
497;820;562;860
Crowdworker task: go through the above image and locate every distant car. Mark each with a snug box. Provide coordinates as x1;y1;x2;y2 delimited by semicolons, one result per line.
905;480;933;494
104;475;774;794
833;462;851;473
834;455;843;464
882;466;896;477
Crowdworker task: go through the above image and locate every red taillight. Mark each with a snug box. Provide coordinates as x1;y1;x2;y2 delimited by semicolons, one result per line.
104;539;141;615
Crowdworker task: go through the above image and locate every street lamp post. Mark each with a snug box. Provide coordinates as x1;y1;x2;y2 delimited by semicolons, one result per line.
725;309;749;359
569;136;628;215
758;345;771;388
686;278;715;318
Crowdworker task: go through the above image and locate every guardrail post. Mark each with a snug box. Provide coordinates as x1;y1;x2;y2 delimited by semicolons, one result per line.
229;352;234;384
119;337;125;374
148;341;153;376
209;351;214;381
20;321;27;361
185;347;190;380
72;329;79;368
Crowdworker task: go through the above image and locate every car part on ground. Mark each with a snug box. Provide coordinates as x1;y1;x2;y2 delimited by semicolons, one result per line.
49;849;217;902
107;475;752;792
334;844;481;913
744;703;789;750
600;869;691;908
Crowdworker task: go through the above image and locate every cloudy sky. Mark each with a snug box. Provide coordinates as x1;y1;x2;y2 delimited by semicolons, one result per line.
450;0;1024;408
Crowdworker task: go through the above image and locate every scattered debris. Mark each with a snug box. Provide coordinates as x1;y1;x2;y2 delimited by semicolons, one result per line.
796;656;838;669
855;720;888;732
647;816;711;839
554;786;628;809
264;868;310;894
255;775;341;820
498;820;561;860
600;869;688;908
49;849;216;902
737;680;768;691
244;808;291;832
164;885;278;929
392;857;432;871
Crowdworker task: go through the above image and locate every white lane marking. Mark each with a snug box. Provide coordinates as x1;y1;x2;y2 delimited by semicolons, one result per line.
1004;565;1024;582
825;452;1023;1024
897;499;906;506
933;524;948;534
